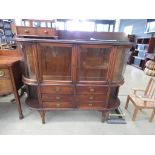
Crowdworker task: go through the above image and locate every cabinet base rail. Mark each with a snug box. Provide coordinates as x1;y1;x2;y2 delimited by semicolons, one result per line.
25;97;120;124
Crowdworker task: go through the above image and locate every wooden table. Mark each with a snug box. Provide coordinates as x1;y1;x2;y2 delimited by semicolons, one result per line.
0;56;24;119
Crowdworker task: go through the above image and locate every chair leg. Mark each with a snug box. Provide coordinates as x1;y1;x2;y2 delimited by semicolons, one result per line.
125;95;130;110
132;107;139;121
149;109;155;122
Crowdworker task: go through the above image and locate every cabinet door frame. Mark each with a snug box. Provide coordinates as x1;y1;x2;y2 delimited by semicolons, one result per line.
76;44;114;84
37;42;74;84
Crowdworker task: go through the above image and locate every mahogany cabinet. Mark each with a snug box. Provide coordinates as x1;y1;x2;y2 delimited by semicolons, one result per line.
16;37;130;123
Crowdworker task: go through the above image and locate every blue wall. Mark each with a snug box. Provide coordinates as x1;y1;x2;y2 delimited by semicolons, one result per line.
119;19;152;37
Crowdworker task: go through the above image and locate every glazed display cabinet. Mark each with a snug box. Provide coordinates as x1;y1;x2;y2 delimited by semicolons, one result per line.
16;37;130;123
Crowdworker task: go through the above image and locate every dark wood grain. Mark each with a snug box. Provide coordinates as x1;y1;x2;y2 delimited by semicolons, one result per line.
43;101;75;108
75;94;107;102
41;94;74;102
40;85;74;94
76;85;108;94
78;102;105;109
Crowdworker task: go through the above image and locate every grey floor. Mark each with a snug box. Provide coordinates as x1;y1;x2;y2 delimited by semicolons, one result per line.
0;65;155;135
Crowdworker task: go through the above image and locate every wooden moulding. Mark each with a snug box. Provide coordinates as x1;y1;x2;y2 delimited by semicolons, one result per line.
25;97;120;111
22;76;38;85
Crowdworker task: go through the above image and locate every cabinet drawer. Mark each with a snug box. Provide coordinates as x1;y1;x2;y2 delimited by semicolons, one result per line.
36;28;57;36
0;69;10;78
43;102;75;108
17;27;37;36
0;79;12;94
76;86;108;94
42;94;74;102
78;102;105;109
76;94;106;102
40;86;74;94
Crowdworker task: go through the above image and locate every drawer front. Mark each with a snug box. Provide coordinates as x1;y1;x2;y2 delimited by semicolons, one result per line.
17;27;37;35
0;69;10;78
76;94;106;102
0;79;12;94
76;86;108;94
40;86;74;94
78;102;105;109
43;102;75;108
42;94;74;102
36;28;57;36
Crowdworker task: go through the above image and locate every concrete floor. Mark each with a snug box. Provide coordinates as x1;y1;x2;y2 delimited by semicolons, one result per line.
0;65;155;135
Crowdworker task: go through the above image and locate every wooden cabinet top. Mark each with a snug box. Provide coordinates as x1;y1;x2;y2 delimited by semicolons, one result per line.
15;38;131;46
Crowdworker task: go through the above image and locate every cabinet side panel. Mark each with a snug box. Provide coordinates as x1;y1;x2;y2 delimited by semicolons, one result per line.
112;47;129;82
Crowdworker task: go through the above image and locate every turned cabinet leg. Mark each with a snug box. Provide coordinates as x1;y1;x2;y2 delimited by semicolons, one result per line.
101;111;109;122
149;109;155;122
132;107;138;121
13;90;24;120
39;111;46;124
125;95;130;110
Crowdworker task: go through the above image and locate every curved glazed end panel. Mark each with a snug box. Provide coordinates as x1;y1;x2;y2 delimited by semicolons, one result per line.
112;46;130;83
19;42;37;80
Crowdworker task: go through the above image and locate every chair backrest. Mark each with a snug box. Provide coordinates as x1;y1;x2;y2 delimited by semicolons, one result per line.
144;77;155;99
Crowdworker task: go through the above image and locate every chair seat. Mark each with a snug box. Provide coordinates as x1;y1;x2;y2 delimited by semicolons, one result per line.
129;94;155;109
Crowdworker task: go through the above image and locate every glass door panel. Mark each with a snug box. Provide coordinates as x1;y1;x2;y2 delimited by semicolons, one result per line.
38;43;72;81
79;45;111;81
21;43;36;80
113;47;129;81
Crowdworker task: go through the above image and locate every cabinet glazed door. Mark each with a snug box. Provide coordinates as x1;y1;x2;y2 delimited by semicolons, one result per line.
37;43;73;82
78;45;112;82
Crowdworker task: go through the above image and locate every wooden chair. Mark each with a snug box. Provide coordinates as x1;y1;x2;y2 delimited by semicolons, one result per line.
125;77;155;122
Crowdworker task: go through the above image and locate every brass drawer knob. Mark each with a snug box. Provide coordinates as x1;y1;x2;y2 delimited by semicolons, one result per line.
24;29;29;33
88;103;93;106
55;88;61;92
0;70;5;77
89;88;94;92
89;96;94;100
56;103;60;107
44;30;48;34
56;96;61;100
